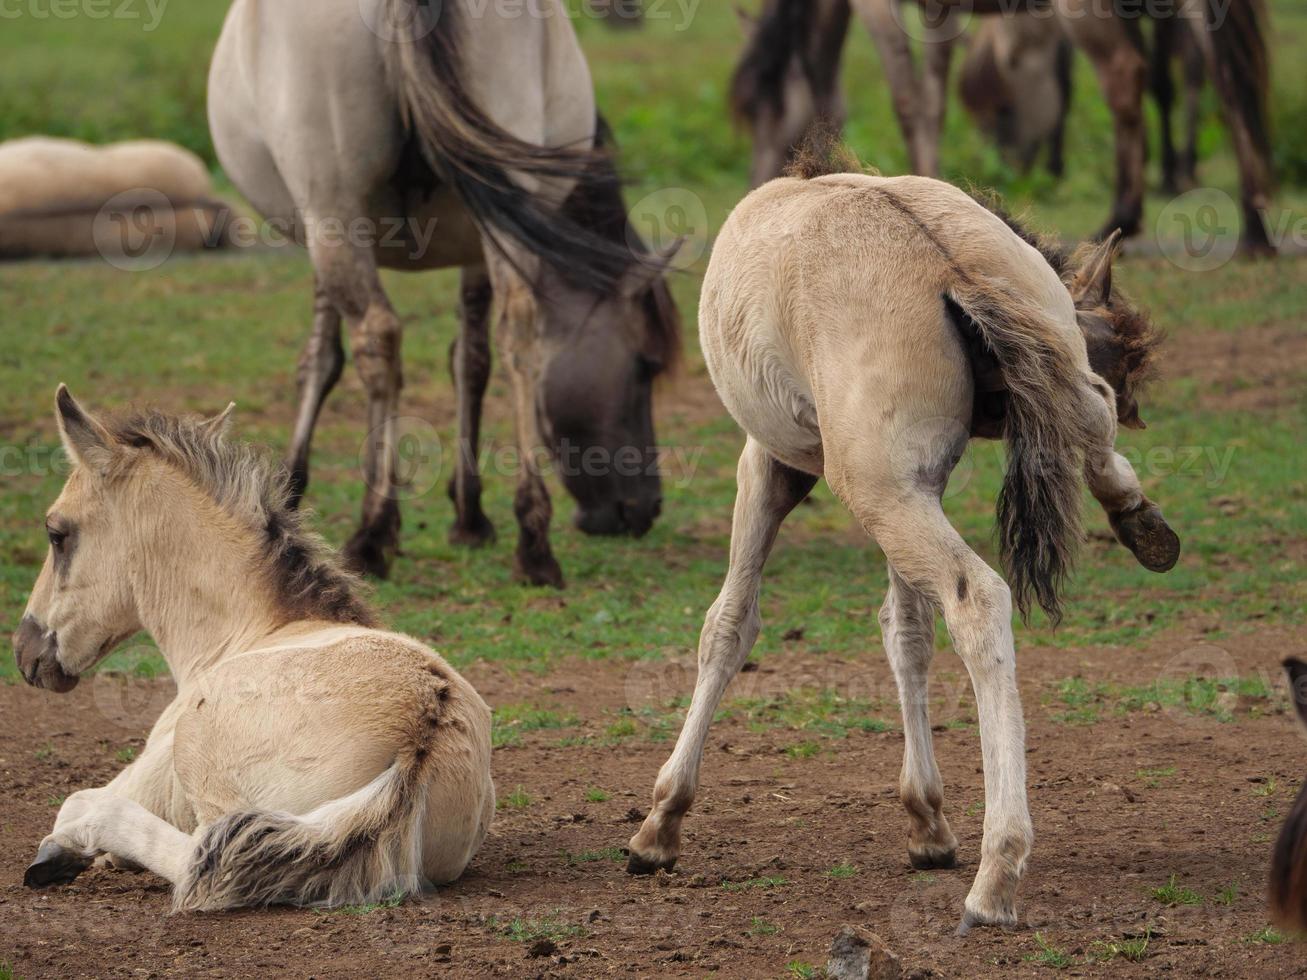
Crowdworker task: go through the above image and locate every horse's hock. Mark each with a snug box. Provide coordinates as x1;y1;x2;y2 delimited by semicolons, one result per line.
0;137;236;262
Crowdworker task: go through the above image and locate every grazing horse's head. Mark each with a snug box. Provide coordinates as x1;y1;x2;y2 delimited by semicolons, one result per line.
13;388;148;691
1068;234;1163;431
1271;658;1307;934
536;248;681;538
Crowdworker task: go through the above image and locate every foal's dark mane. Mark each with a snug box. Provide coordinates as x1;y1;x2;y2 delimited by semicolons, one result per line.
107;411;376;628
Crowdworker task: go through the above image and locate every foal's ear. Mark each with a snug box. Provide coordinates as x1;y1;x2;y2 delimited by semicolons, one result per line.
199;401;237;439
1285;658;1307;731
618;238;684;301
55;384;115;473
1072;230;1123;308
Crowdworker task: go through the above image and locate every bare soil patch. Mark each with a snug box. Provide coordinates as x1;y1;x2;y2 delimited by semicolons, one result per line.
2;624;1304;977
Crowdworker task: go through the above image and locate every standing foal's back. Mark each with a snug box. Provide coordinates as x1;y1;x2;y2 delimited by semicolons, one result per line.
628;167;1180;934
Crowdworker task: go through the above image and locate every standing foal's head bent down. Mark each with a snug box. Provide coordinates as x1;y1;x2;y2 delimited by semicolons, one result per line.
627;161;1180;936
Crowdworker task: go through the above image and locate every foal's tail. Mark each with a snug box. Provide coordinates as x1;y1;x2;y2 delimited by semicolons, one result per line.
377;0;630;294
945;282;1097;625
174;749;438;911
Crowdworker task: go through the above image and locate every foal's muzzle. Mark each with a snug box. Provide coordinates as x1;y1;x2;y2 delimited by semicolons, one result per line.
13;615;80;693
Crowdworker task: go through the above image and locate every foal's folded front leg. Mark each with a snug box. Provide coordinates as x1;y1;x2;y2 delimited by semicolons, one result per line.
26;788;194;891
1084;410;1180;573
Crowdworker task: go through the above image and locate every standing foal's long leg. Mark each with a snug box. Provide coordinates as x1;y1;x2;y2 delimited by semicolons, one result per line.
628;438;816;874
26;788;193;890
881;565;959;869
448;264;497;547
286;274;345;506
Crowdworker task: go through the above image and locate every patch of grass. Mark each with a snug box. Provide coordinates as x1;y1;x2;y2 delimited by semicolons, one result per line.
1246;926;1285;945
497;786;531;811
748;916;780;936
721;875;787;892
1253;778;1279;797
1089;928;1152;963
604;717;638;741
785;741;821;759
584;787;611;803
965;801;985;817
0;962;17;980
826;862;858;880
1025;932;1071;969
786;962;819;979
733;688;894;740
488;914;584;944
327;892;406;916
492;703;578;748
565;847;625;865
505;860;528;873
47;795;65;808
1152;875;1202;906
1214;884;1238;906
1137;766;1177;788
34;743;54;762
911;872;937;885
115;746;137;764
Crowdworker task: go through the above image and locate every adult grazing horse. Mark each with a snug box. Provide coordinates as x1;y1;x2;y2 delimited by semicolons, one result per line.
1271;658;1307;934
209;0;681;586
627;149;1180;934
731;0;1275;251
17;389;494;909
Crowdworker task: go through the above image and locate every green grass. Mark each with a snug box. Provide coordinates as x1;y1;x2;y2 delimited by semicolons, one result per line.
564;847;625;865
825;861;858;880
115;746;137;764
1137;766;1177;789
0;0;1304;692
748;917;780;936
1152;875;1203;907
0;961;16;980
492;703;579;748
721;875;787;892
1089;928;1152;963
497;785;532;811
584;787;611;803
487;914;584;944
1025;933;1071;969
323;892;406;916
786;962;819;980
1215;884;1239;906
1246;926;1286;945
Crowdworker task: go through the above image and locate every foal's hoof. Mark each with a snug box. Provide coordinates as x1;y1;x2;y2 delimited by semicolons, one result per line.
909;845;958;870
1111;504;1181;573
625;850;677;876
954;905;1018;938
24;840;93;889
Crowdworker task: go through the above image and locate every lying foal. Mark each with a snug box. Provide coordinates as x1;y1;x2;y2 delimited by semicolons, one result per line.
628;165;1179;933
15;389;494;909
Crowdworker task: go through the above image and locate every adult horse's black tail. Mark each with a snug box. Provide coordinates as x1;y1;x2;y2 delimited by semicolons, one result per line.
379;0;631;293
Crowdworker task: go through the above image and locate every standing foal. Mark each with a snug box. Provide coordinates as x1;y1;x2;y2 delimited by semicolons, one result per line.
628;164;1180;933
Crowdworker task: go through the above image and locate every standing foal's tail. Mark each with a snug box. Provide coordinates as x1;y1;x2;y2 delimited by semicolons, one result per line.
173;753;434;912
378;0;630;294
945;282;1098;625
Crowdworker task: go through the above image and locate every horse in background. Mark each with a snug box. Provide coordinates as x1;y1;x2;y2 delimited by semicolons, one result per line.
627;142;1180;934
731;0;1275;252
1271;658;1307;935
209;0;680;586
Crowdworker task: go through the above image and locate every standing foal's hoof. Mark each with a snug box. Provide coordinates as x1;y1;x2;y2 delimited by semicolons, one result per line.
24;840;93;889
1110;503;1181;573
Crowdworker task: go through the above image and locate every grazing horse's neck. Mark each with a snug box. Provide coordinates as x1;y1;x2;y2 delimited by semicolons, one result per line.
129;499;283;686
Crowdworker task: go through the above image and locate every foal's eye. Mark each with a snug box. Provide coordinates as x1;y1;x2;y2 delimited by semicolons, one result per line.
46;526;66;550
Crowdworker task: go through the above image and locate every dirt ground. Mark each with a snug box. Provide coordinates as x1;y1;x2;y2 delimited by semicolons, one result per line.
1;622;1304;978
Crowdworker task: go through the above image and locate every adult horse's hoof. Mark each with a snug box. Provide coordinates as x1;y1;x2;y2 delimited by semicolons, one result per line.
954;904;1018;938
24;840;93;889
1111;503;1181;573
625;850;676;876
909;845;958;870
514;552;565;589
448;514;496;548
343;529;395;579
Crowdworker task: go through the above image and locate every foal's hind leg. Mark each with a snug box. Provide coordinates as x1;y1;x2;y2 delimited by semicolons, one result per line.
286;274;345;507
448;265;496;547
627;438;816;874
1082;390;1180;572
26;788;193;890
881;566;958;870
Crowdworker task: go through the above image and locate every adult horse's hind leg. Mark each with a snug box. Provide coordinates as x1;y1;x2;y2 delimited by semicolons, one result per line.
628;438;816;874
313;232;404;577
881;566;959;869
286;274;345;507
448;265;497;547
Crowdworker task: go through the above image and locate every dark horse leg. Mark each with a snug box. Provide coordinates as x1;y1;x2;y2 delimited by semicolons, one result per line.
448;265;497;547
1151;15;1180;195
286;275;345;507
310;227;404;578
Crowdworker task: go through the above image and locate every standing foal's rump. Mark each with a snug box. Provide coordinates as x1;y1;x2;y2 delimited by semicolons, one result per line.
627;169;1179;933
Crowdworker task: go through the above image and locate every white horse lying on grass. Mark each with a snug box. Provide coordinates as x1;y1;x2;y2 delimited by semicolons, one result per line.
628;147;1180;934
15;389;493;910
